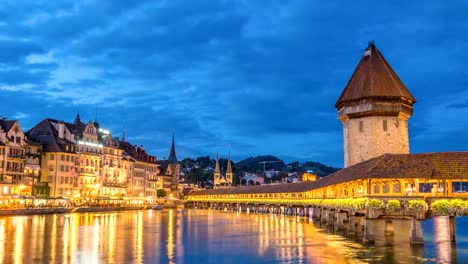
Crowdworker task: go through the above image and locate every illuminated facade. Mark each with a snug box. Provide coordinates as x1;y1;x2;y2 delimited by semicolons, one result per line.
118;140;159;197
0;118;41;196
28;114;164;198
101;133;127;196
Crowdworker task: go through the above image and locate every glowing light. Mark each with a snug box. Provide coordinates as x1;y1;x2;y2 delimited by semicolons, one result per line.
98;128;110;135
77;140;103;148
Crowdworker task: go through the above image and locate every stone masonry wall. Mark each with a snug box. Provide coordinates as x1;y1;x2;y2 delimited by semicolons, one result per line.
343;115;410;167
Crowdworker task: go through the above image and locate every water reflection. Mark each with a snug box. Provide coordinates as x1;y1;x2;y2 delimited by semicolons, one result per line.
0;210;467;263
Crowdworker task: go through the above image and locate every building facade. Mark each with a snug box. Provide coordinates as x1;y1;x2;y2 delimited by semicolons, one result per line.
0;118;41;196
27;114;173;198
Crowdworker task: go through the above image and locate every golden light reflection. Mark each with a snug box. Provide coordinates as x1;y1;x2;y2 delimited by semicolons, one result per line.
434;216;452;263
136;211;143;263
70;214;78;264
92;217;100;263
108;214;115;262
176;210;183;259
13;217;24;264
63;216;70;264
167;209;175;264
51;214;57;262
0;219;4;262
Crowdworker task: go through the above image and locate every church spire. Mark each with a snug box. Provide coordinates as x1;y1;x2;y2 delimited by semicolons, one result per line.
74;112;83;125
214;152;220;173
213;152;221;187
168;133;178;164
225;150;233;185
226;151;232;174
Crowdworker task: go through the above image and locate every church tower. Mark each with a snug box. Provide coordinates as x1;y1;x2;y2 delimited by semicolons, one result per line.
168;133;180;191
214;153;221;188
226;151;233;185
335;42;416;168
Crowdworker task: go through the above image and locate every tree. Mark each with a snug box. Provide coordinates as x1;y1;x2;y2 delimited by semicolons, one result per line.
157;189;167;198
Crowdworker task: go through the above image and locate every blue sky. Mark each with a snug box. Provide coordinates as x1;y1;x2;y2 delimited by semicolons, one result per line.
1;1;467;167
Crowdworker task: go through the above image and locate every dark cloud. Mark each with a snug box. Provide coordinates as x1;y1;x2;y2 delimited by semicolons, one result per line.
0;40;43;63
0;1;467;167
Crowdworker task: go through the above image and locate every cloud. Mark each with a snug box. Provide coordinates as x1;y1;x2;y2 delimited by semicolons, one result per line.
0;1;467;167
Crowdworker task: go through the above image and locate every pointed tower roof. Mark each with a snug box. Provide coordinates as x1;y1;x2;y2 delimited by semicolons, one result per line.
226;151;232;173
74;112;83;126
214;152;220;173
168;133;178;164
335;42;416;109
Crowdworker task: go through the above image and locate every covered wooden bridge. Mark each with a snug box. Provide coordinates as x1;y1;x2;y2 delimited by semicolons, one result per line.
185;152;468;244
187;152;468;201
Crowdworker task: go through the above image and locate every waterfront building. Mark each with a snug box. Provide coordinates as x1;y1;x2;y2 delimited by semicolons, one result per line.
28;118;79;197
28;114;164;199
101;131;128;196
335;42;416;168
0;117;41;196
118;140;158;197
73;118;103;198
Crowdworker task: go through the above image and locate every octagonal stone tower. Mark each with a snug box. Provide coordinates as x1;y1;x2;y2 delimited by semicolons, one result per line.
335;42;416;168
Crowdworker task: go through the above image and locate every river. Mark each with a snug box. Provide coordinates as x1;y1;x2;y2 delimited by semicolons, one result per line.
1;209;467;263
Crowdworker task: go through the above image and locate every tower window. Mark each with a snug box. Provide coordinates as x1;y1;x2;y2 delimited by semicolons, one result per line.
383;120;388;131
359;121;364;132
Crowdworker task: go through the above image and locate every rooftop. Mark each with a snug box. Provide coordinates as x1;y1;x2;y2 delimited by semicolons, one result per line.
335;42;416;109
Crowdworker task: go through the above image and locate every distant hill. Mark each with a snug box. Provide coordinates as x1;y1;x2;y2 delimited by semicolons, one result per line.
180;154;340;186
235;155;285;173
286;161;340;177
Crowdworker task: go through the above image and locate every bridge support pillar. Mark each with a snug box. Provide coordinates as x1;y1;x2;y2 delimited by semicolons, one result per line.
347;215;356;235
449;216;456;242
363;219;375;244
320;209;328;223
385;219;394;236
335;212;346;230
312;207;318;219
409;217;424;245
327;210;334;226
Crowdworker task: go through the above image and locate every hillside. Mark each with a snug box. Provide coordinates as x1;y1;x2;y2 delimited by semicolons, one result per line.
235;155;285;173
181;155;340;186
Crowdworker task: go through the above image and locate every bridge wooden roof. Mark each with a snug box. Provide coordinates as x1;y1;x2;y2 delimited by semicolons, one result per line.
190;152;468;196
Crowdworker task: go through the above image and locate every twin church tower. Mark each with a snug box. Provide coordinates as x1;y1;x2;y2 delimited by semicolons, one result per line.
336;42;416;168
213;152;233;188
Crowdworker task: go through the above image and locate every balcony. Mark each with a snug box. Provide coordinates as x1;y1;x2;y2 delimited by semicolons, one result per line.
5;168;24;173
8;154;25;159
